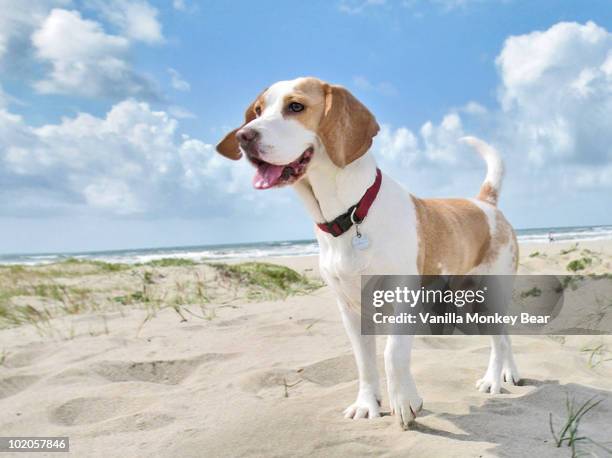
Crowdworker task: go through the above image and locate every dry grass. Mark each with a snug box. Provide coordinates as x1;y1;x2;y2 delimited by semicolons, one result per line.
0;260;323;332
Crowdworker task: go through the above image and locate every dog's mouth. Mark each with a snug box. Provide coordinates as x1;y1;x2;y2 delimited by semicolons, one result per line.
249;147;314;190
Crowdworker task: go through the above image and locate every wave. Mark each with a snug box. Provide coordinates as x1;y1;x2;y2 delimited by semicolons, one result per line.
1;225;611;265
516;225;612;244
0;240;320;266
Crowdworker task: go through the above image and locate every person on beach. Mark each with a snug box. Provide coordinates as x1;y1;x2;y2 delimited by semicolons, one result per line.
548;232;554;243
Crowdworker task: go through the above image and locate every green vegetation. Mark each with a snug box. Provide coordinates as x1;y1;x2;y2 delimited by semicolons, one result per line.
142;258;196;267
0;303;52;328
591;272;612;280
0;260;323;331
555;272;611;292
528;251;542;258
566;257;592;272
113;291;150;305
60;258;130;272
209;262;323;300
520;286;542;298
0;281;93;327
556;275;585;292
549;395;611;457
560;243;580;255
580;343;612;369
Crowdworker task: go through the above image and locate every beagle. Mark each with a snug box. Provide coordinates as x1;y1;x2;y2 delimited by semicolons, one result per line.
216;77;520;429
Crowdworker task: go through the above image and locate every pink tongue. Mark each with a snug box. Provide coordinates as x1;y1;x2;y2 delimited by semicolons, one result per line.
253;163;286;189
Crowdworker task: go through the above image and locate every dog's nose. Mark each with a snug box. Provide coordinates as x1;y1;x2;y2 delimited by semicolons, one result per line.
236;128;259;148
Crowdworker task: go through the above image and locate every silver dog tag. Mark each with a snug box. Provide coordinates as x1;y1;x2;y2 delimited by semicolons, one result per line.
352;233;369;250
352;234;369;250
350;209;369;250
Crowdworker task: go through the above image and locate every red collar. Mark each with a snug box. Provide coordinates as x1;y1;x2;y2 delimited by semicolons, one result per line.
316;168;382;237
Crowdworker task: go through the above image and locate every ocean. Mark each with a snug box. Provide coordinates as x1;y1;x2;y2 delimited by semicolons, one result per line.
1;225;611;266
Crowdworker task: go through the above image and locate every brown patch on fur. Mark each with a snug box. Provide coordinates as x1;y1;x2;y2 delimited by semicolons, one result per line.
283;78;380;167
317;82;379;167
216;90;267;160
482;211;519;272
412;197;492;275
283;78;326;131
478;181;498;206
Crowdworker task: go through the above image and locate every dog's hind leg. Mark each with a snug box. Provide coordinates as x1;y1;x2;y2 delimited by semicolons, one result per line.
476;335;505;394
339;300;382;419
476;335;520;393
501;335;520;384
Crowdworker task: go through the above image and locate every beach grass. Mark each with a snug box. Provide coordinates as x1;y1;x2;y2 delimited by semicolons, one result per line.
142;258;197;267
580;343;612;369
567;257;593;272
549;394;611;457
0;259;323;330
209;261;323;300
560;243;580;255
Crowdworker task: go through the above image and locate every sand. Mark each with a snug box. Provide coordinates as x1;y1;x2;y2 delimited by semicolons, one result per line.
1;240;611;457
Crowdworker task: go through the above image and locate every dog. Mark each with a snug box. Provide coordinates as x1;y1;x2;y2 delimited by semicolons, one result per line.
216;77;520;428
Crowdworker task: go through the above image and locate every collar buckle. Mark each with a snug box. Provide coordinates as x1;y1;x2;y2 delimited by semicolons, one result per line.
316;168;382;238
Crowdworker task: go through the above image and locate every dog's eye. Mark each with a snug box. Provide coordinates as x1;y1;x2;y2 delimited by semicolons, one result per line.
288;102;304;113
255;106;262;116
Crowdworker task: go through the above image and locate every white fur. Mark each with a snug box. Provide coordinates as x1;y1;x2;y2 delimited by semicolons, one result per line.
461;135;504;192
241;79;519;427
243;80;316;166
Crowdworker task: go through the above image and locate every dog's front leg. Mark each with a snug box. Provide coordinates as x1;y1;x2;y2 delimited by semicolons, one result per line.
338;300;381;419
385;335;423;429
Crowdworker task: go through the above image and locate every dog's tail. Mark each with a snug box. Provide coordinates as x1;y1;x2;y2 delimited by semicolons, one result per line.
460;136;504;206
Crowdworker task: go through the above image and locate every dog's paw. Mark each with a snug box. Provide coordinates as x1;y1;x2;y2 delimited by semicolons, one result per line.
343;390;381;419
388;385;423;429
476;373;502;394
502;364;521;385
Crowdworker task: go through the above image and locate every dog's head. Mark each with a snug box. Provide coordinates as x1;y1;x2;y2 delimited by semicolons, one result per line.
216;77;379;189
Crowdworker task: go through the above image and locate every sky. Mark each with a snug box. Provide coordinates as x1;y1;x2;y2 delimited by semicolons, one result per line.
0;0;611;254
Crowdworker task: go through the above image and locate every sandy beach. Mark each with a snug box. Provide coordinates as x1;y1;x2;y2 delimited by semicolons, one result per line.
1;240;611;457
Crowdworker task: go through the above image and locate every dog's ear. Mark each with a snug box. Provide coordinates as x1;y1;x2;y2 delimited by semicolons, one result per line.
216;91;265;160
216;127;243;160
317;84;379;167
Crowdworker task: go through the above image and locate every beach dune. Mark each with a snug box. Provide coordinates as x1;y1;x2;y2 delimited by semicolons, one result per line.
0;240;611;457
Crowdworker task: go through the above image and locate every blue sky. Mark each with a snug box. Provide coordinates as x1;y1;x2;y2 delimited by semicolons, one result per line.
1;0;611;253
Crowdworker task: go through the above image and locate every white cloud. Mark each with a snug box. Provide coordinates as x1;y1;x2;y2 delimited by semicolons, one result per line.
31;9;157;99
496;21;612;168
372;20;612;206
374;124;418;162
373;115;468;167
424;0;483;11
173;0;186;11
575;165;612;189
0;0;70;67
340;0;484;14
0;84;7;109
461;101;487;115
338;0;386;15
83;178;142;214
168;68;191;91
1;16;611;230
371;118;486;199
168;105;196;119
353;75;398;96
420;112;465;162
380;21;612;191
0;99;260;216
86;0;163;44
